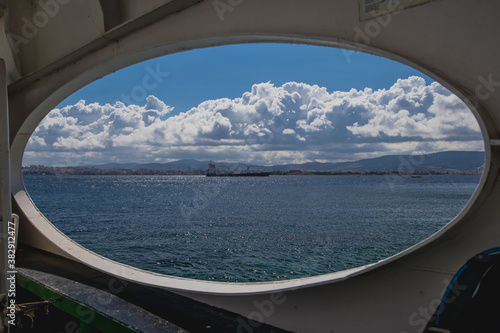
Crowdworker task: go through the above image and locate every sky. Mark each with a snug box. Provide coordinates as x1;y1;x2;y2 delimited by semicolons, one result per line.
23;43;484;167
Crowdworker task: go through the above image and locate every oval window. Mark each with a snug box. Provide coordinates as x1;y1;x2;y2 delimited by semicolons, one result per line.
22;43;484;282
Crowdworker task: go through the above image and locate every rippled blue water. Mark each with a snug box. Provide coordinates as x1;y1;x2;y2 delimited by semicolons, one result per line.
23;174;480;282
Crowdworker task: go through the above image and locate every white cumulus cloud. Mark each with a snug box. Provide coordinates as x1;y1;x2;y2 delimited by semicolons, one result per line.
24;77;483;166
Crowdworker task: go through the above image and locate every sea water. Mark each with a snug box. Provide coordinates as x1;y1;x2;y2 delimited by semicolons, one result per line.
23;174;480;282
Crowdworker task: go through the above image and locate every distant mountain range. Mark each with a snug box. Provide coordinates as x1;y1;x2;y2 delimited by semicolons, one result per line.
87;151;484;173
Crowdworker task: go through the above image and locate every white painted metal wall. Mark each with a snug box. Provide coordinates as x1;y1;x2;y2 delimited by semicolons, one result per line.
1;0;500;331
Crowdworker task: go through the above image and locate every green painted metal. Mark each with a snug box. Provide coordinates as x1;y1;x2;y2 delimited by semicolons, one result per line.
16;273;140;333
80;322;92;333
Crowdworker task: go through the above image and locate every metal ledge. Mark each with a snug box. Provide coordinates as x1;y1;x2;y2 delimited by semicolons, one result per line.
16;246;294;333
17;268;186;333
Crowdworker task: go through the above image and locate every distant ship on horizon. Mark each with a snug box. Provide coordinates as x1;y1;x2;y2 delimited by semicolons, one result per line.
206;161;270;177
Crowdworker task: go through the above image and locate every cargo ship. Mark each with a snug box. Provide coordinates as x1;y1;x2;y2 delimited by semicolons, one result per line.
206;161;270;177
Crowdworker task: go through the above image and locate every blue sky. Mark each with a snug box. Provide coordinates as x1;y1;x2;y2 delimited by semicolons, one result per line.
25;43;482;166
59;43;433;115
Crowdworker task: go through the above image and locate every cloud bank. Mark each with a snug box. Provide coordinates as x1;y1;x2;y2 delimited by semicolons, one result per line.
24;76;483;166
